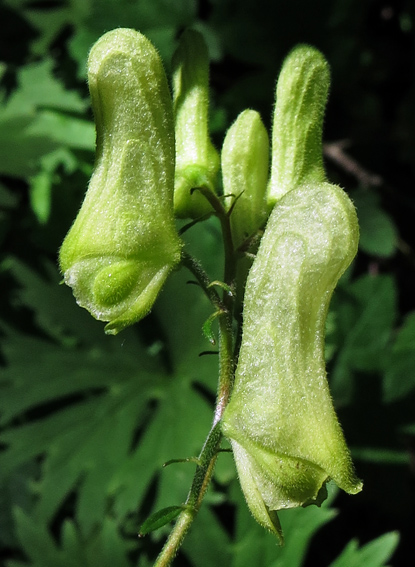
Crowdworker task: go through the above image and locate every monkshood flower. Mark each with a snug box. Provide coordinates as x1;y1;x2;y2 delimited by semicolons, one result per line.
59;29;182;334
267;44;330;207
222;109;269;250
222;182;362;542
221;109;269;309
172;30;219;218
223;47;361;541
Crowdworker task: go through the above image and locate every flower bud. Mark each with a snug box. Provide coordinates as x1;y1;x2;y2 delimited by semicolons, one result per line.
59;29;182;335
267;45;330;207
172;30;219;218
222;109;269;250
222;181;362;540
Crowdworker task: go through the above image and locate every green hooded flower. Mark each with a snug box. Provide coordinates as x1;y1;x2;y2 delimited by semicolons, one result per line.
222;109;269;250
222;182;362;541
267;45;330;208
172;30;219;218
59;28;182;334
222;109;269;309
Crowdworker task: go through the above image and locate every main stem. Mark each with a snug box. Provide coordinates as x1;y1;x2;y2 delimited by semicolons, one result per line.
153;196;236;567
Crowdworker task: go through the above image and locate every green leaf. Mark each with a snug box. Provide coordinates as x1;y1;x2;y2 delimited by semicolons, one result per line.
351;447;410;465
0;59;91;178
156;217;223;390
230;480;337;567
29;168;52;224
0;461;39;548
139;505;183;536
0;329;163;532
352;189;398;258
202;310;221;345
111;374;213;518
1;59;87;117
5;257;119;345
29;148;79;224
383;312;415;401
8;0;78;57
12;508;71;567
330;274;397;405
68;0;198;76
182;505;232;567
1;252;214;538
27;111;94;151
0;115;56;177
10;509;131;567
329;531;399;567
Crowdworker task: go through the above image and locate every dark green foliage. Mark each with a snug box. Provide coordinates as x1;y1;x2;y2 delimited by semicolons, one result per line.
1;1;414;566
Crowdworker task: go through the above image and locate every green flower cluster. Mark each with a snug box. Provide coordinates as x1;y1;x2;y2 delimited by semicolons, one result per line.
59;28;362;541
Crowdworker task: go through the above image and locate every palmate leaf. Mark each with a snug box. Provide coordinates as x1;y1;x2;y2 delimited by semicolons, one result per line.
1;255;217;556
352;189;398;259
1;219;230;565
182;505;232;567
328;531;399;567
0;329;215;535
156;217;223;387
383;312;415;402
5;257;116;345
7;509;130;567
230;481;337;567
0;58;93;178
329;274;397;405
109;371;213;520
0;332;162;530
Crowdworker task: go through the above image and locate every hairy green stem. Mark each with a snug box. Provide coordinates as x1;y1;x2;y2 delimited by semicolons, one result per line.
152;508;195;567
214;313;234;424
152;422;223;567
180;251;223;311
191;186;237;299
154;197;237;567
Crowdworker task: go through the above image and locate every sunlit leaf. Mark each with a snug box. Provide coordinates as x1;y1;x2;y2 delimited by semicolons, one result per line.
329;531;399;567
